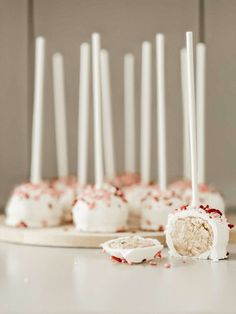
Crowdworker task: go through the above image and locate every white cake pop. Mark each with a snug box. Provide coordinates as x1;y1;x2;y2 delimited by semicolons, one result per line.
124;183;159;217
5;182;63;228
72;186;128;232
166;204;231;261
141;190;184;231
51;176;78;222
183;183;225;212
166;32;231;262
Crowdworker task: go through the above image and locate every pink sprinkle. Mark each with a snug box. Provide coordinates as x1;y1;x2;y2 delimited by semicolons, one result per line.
164;263;171;269
149;261;157;266
88;202;95;209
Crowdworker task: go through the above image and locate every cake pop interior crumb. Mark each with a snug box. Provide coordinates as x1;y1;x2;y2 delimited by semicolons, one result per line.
108;237;155;249
171;217;213;257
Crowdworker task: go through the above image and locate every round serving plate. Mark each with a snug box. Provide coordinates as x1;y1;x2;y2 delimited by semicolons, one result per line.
0;215;165;248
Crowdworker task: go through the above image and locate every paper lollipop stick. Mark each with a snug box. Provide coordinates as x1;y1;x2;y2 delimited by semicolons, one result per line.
100;49;116;180
78;43;90;186
196;43;206;184
124;54;136;173
156;34;167;191
30;36;46;184
92;33;104;188
140;42;152;184
52;52;68;178
181;48;191;180
186;32;199;207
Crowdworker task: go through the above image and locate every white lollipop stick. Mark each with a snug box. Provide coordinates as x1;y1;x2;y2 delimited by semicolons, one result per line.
52;53;68;178
140;42;152;184
78;43;90;185
181;48;191;180
196;43;206;184
92;33;104;188
30;37;46;184
156;34;167;191
100;49;116;180
124;54;136;173
186;32;199;207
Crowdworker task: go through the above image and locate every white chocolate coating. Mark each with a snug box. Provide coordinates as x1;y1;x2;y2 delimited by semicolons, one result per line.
72;186;129;232
166;205;230;261
51;177;77;222
5;182;63;228
102;236;163;264
169;179;191;195
183;184;225;212
141;190;184;231
124;183;159;217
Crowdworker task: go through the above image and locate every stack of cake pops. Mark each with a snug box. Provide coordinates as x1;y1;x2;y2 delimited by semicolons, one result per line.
5;30;227;238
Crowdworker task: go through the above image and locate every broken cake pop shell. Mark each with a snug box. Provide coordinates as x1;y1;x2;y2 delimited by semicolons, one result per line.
165;204;230;261
183;183;225;212
72;186;129;232
141;190;185;231
5;182;63;228
101;235;163;264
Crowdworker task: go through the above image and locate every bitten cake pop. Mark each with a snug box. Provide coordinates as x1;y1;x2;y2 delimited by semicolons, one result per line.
6;37;63;228
52;52;77;222
125;42;158;221
72;33;129;232
141;34;185;231
166;32;230;261
166;204;230;261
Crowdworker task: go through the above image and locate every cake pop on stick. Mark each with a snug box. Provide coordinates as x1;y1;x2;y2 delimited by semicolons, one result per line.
141;34;183;231
125;42;157;219
51;52;77;222
6;37;63;228
72;33;128;232
166;32;229;261
100;49;116;181
183;43;225;210
109;54;140;188
169;48;191;193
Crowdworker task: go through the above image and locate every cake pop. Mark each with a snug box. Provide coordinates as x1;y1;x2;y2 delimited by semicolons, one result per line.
73;185;128;232
6;37;63;228
72;33;129;232
52;52;78;222
140;34;185;231
166;32;230;261
6;182;62;228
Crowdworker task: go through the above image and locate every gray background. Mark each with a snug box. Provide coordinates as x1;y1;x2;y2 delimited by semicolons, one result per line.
0;0;235;209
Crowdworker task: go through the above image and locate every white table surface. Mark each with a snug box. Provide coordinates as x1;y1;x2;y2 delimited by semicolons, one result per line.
1;242;236;314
